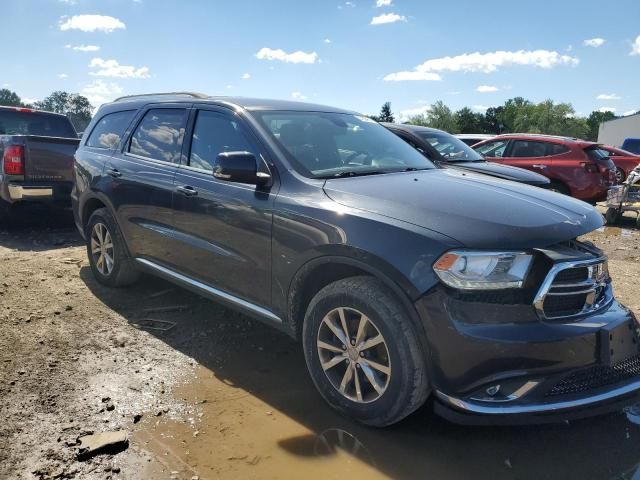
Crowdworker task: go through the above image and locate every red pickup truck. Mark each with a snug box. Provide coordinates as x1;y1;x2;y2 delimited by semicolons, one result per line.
473;134;615;202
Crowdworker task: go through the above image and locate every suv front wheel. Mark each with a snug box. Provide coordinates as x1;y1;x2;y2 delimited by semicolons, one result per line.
302;276;429;426
86;208;139;287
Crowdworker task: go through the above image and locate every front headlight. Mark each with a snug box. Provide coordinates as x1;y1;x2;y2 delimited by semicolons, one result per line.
433;250;533;290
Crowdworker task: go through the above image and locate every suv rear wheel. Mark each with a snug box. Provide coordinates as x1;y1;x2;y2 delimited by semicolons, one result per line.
86;208;139;287
302;276;429;426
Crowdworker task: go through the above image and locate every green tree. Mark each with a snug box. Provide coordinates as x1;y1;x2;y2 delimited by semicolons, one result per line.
586;110;616;141
454;107;483;133
371;101;394;123
0;88;24;107
483;106;505;134
409;101;458;133
34;91;94;132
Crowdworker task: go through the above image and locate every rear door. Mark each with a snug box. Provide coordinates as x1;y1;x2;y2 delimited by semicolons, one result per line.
104;104;189;261
500;139;552;173
170;106;276;309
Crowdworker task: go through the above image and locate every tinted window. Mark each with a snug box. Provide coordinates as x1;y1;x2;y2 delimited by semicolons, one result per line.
475;140;508;158
510;140;547;157
189;111;258;172
417;131;483;162
547;143;570;156
254;112;435;178
86;110;135;149
0;110;76;138
129;109;187;163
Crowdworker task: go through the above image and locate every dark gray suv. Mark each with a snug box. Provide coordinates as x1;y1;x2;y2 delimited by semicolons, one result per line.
72;93;639;426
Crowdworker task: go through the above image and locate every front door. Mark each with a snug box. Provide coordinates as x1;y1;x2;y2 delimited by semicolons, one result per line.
171;107;276;310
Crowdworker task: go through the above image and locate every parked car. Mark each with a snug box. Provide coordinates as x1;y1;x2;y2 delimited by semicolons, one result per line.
598;145;640;183
455;133;495;146
473;134;616;202
74;93;638;426
622;138;640;155
384;124;549;187
0;106;79;221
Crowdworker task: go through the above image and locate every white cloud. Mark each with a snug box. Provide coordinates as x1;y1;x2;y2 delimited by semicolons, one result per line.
22;97;38;105
472;105;491;112
583;38;605;48
89;58;150;78
598;106;616;113
59;0;76;4
324;38;331;44
225;85;233;89
623;110;638;116
81;79;123;104
59;14;125;33
476;85;498;93
291;92;308;100
57;73;68;78
255;47;318;64
371;13;406;25
384;49;578;81
398;105;430;121
338;1;356;7
241;73;250;79
596;93;621;100
66;44;100;52
384;71;441;81
631;36;640;56
376;0;392;6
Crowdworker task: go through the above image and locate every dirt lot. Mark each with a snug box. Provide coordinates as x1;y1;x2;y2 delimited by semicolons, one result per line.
1;205;640;480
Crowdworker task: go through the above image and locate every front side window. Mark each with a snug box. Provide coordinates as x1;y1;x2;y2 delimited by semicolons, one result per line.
189;110;258;172
510;140;548;158
475;140;508;158
86;110;135;149
253;112;435;178
129;109;187;163
417;131;484;162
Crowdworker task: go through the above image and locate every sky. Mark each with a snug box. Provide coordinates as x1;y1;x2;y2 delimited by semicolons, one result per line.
3;0;640;120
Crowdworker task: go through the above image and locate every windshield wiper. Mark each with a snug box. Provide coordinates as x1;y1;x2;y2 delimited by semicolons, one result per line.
319;170;387;179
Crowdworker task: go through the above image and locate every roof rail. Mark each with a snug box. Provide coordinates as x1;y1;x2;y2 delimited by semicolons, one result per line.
113;92;209;102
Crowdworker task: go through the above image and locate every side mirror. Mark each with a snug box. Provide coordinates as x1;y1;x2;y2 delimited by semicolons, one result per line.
213;151;271;185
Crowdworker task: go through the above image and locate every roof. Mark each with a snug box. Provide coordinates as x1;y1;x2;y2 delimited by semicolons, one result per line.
107;92;355;114
455;133;495;139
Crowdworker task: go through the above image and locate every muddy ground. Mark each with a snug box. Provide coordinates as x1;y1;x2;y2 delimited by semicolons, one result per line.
1;204;640;480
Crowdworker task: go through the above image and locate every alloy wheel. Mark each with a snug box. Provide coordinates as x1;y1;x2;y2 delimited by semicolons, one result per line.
316;307;391;403
90;222;115;276
615;167;625;184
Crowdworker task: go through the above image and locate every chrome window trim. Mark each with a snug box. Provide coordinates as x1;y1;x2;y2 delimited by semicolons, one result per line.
533;256;612;321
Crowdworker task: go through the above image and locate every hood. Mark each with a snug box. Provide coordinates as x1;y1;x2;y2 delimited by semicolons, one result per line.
445;161;550;186
323;169;603;249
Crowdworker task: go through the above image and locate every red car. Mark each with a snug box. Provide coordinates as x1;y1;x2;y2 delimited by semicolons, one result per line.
598;145;640;183
474;134;616;202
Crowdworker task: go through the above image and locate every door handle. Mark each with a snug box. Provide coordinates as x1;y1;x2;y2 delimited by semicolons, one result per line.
532;164;547;169
106;168;122;178
176;185;198;197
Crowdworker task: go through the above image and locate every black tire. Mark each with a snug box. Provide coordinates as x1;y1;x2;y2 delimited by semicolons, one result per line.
302;276;429;427
615;167;626;184
548;182;570;196
605;207;621;225
86;208;139;287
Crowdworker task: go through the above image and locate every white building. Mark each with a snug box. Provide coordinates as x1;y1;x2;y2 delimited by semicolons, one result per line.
598;113;640;147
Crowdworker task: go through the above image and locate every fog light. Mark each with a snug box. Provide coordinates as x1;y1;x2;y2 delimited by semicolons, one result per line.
470;380;540;403
486;385;501;397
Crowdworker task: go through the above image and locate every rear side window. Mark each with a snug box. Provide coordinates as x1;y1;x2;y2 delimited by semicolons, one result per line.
189;110;258;172
547;143;570;156
86;110;135;149
129;108;187;163
510;140;548;157
0;110;76;138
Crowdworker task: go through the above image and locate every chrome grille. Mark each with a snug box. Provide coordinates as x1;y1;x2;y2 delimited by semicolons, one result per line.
533;256;611;321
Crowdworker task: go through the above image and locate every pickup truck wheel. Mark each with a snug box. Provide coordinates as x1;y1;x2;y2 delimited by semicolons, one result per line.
86;208;139;287
615;167;626;184
302;276;429;427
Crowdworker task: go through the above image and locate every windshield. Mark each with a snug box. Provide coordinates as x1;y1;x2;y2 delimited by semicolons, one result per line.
253;112;436;178
0;110;77;138
417;131;484;162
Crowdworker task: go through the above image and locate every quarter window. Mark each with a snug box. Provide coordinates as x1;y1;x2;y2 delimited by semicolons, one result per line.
188;110;257;172
129;109;187;163
475;140;508;158
86;110;135;149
